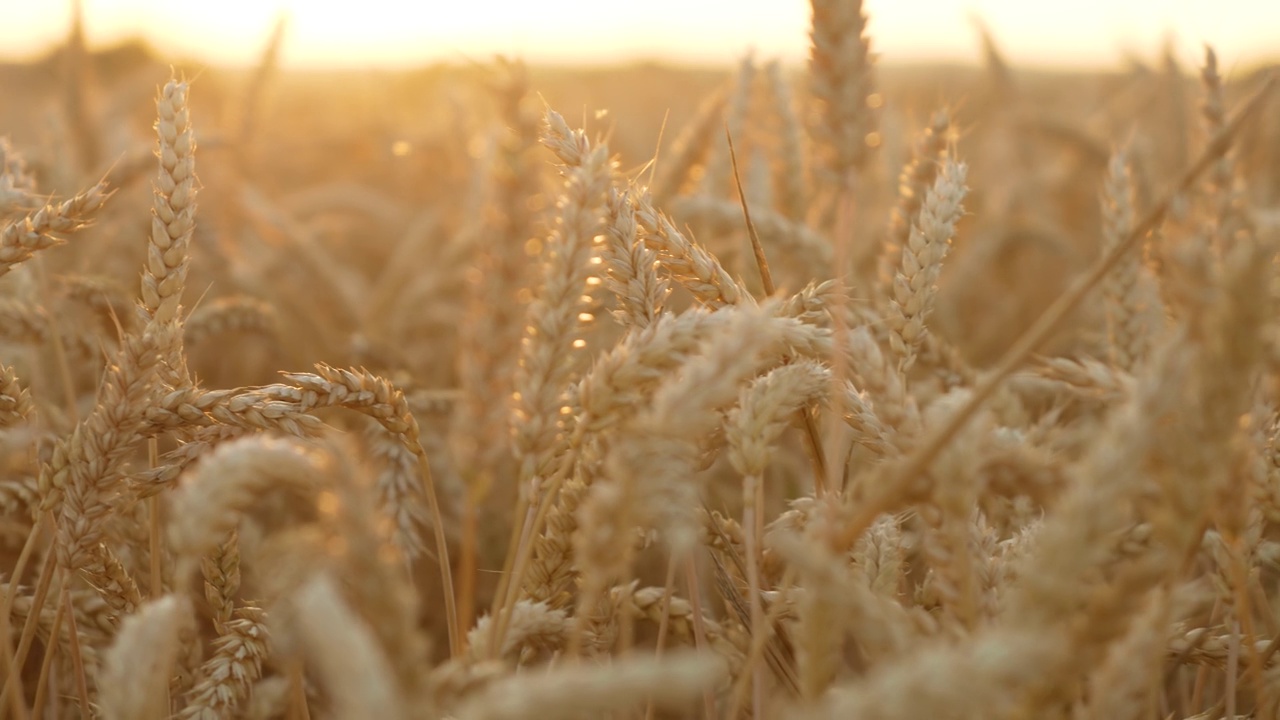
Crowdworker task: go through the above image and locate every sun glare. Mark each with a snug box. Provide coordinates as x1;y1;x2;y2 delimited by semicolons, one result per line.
2;0;1277;69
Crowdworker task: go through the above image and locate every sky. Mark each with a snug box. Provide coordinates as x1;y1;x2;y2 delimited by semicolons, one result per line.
1;1;1276;71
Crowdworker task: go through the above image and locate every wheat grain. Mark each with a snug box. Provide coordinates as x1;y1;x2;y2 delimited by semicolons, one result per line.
168;436;326;577
454;651;725;720
883;158;967;372
141;79;196;329
1;12;1279;720
0;180;111;278
808;0;877;193
877;109;951;290
285;573;404;720
178;607;269;720
185;297;277;346
601;186;668;329
1101;147;1158;371
99;595;193;720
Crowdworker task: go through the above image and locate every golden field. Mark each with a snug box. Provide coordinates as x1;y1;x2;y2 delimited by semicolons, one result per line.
2;4;1280;718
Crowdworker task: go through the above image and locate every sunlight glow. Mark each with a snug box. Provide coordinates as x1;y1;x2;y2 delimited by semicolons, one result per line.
2;0;1276;70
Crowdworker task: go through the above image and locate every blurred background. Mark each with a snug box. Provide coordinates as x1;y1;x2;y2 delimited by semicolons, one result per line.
0;0;1278;670
2;0;1278;70
0;0;1275;378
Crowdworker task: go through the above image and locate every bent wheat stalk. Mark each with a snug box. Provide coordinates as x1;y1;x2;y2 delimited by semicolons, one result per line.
837;76;1276;551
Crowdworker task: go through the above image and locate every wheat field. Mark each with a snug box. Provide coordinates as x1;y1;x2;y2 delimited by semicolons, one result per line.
1;3;1280;719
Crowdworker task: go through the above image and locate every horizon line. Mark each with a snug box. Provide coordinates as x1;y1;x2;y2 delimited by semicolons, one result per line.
3;34;1277;77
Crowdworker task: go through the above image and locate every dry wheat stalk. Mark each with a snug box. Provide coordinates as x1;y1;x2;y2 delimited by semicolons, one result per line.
1200;48;1237;244
563;306;829;654
1021;239;1267;699
99;595;194;720
0;365;33;428
363;420;430;561
511;109;610;495
1101;147;1157;371
834;75;1274;561
453;651;725;720
141;79;196;330
609;304;820;558
129;425;253;497
916;390;992;630
0;180;111;278
877;109;952;291
746;145;776;219
3;8;1280;719
769;524;921;700
840;381;902;460
168;435;326;578
142;384;324;438
612;583;747;661
202;531;240;633
269;383;452;657
633;191;750;307
519;465;588;609
59;273;137;330
0;297;52;345
728;360;830;706
465;599;568;664
184;297;278;346
0;475;39;521
283;573;404;720
1025;354;1134;403
672;195;834;282
765;60;809;221
452;56;545;481
0;296;103;364
1007;339;1190;630
651;86;729;203
728;361;832;483
883;159;967;372
851;515;905;600
1082;591;1173;720
276;366;428;447
569;455;637;624
700;54;757;197
177;607;269;720
5;579;113;669
575;306;737;434
493;111;616;648
808;0;877;193
799;224;1270;720
237;15;286;155
602;186;668;330
799;625;1065;720
0;136;37;213
44;329;168;577
309;437;433;702
780;279;838;326
840;326;921;457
